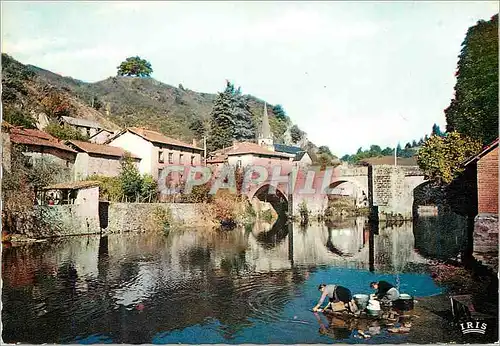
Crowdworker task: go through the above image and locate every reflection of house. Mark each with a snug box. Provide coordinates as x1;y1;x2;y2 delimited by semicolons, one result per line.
6;124;77;170
65;140;140;180
106;127;203;180
463;139;498;271
60;116;105;138
89;129;116;144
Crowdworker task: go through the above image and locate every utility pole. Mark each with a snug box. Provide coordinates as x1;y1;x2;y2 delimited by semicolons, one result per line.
203;136;207;165
394;143;397;167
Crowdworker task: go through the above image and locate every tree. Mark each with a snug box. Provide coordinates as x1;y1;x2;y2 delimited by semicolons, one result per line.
272;104;286;120
444;14;498;145
405;142;412;149
417;131;482;184
41;92;72;118
432;123;444;137
369;145;382;156
381;147;393;156
117;56;153;77
206;88;235;152
317;145;333;157
189;118;206;139
230;83;255;141
412;140;418;147
119;155;143;201
290;124;304;143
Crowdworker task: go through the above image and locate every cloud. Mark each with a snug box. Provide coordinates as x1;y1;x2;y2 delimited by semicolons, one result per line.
2;37;69;55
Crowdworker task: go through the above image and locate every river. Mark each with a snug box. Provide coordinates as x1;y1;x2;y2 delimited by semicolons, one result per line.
2;214;469;344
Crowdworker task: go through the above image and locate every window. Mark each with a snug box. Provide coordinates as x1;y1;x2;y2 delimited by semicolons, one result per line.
237;160;242;168
158;150;164;163
168;152;173;164
179;154;184;164
191;155;195;165
158;168;163;179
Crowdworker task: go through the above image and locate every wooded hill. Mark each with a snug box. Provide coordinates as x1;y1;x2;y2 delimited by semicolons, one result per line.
1;54;310;148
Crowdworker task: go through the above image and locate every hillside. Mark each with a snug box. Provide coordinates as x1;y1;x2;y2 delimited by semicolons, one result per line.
2;54;308;146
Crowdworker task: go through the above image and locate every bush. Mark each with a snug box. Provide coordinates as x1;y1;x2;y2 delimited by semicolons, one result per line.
45;122;89;141
212;190;240;225
87;175;122;201
182;183;212;203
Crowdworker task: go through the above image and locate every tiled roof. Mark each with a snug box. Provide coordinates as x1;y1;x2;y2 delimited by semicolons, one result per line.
463;138;499;167
359;156;418;166
61;116;103;129
9;127;77;153
66;140;140;159
124;127;203;151
206;155;227;164
274;144;303;155
222;141;294;158
42;180;101;190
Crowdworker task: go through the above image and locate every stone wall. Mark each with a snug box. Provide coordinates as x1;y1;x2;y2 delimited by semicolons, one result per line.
371;165;425;221
106;203;207;233
477;147;498;214
473;213;499;272
2;131;11;171
30;187;101;238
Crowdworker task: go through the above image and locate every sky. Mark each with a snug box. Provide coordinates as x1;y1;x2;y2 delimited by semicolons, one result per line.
2;1;498;156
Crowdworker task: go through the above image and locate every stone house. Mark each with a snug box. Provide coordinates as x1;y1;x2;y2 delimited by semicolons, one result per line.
65;140;141;180
106;127;203;181
463;138;498;271
207;141;294;170
274;144;313;167
60;116;105;138
89;129;116;144
5;124;77;177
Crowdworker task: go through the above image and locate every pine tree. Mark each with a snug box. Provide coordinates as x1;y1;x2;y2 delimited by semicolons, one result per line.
231;87;255;141
207;89;235;152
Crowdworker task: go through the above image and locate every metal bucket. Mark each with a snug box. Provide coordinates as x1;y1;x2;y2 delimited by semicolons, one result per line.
353;294;370;310
393;293;414;311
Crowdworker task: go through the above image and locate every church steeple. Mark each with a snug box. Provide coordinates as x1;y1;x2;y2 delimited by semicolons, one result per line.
258;102;274;150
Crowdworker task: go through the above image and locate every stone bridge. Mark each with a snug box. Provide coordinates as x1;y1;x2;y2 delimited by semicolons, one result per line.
245;164;427;221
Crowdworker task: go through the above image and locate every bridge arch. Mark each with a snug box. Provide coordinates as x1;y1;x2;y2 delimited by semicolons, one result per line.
326;179;369;207
250;183;288;217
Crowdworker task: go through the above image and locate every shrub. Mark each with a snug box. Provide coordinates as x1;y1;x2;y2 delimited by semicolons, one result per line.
45;122;89;141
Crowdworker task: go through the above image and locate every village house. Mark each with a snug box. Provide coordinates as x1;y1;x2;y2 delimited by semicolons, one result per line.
60;116;106;138
3;123;77;175
274;143;313;167
88;128;116;144
207;103;296;170
65;140;141;180
106;127;203;180
463;138;498;271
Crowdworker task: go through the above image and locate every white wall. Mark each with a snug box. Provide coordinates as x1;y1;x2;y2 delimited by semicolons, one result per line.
109;132;153;175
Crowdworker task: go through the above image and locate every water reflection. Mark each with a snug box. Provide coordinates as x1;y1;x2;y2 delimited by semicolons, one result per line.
2;216;453;344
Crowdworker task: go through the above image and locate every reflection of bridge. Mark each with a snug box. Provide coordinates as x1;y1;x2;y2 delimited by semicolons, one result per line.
241;217;429;273
244;164;427;220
